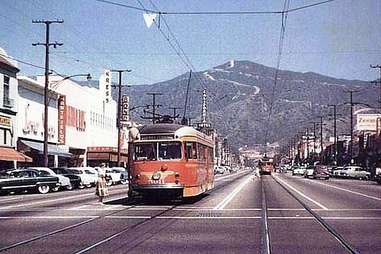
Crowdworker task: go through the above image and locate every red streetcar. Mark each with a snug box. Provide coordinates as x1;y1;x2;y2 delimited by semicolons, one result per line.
259;157;274;175
130;124;214;199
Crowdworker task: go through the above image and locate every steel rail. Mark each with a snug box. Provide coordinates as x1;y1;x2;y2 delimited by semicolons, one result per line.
260;176;272;254
0;201;137;253
73;171;254;253
271;175;360;254
0;171;252;253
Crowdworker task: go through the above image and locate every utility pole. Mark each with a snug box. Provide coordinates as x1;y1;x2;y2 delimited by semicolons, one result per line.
320;116;323;162
306;128;309;161
313;122;316;155
370;64;381;109
32;19;63;167
169;107;181;122
147;92;162;124
346;90;359;164
111;69;131;167
328;105;337;165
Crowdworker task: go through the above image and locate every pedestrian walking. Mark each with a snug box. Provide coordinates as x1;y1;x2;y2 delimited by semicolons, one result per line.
95;163;109;203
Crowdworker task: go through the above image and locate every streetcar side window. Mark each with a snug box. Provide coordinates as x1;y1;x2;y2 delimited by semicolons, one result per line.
158;142;182;160
185;142;197;159
134;143;157;161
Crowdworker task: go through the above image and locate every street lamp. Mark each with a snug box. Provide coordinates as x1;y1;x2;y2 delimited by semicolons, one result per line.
42;73;91;167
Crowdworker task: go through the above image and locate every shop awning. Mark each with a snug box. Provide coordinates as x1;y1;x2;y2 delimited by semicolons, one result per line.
0;147;32;162
21;140;72;158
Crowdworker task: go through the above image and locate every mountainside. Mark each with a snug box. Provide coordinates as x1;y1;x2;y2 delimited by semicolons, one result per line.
104;60;377;149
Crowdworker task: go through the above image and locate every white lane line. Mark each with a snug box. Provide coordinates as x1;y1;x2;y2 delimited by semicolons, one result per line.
0;192;95;209
274;176;329;210
308;180;381;201
0;216;98;219
158;216;262;219
106;216;152;219
0;215;380;220
0;196;24;202
215;170;249;182
213;176;253;210
67;205;90;210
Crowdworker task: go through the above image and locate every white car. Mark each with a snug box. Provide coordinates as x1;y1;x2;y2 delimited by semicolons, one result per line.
214;166;225;175
105;168;122;186
110;167;129;185
335;166;370;180
30;167;72;190
292;166;306;176
69;167;96;188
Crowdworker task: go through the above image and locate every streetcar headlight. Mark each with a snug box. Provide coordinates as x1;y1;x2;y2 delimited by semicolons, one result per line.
175;172;180;184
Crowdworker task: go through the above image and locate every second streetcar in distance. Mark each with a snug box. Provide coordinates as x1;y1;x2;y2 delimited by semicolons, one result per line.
129;124;214;199
258;157;274;175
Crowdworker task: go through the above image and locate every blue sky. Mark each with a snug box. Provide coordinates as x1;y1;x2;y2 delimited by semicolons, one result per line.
1;0;380;85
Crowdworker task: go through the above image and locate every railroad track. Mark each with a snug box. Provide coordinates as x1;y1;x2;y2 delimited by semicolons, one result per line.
0;171;252;253
260;174;360;254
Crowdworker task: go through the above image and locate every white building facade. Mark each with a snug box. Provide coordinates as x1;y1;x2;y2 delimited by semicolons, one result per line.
17;76;70;167
37;71;126;167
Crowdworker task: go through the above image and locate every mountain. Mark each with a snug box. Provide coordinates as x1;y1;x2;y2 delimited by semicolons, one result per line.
90;60;378;150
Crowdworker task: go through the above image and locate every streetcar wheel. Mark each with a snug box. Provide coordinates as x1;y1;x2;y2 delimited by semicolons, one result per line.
37;185;50;194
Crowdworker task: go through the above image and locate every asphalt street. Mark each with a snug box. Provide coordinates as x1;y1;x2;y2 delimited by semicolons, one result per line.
0;170;380;254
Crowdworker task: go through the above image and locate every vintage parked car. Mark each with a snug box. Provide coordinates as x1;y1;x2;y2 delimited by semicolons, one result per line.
214;166;225;175
303;166;315;178
29;167;72;190
305;165;329;180
0;169;59;194
69;167;98;187
51;168;82;189
375;173;381;184
292;165;306;176
110;167;129;185
333;166;370;180
104;168;122;186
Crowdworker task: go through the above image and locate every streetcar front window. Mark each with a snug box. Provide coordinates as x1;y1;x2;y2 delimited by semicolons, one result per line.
134;143;157;161
158;142;182;160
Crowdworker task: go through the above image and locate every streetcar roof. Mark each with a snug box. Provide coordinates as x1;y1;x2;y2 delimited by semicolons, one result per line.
137;124;213;145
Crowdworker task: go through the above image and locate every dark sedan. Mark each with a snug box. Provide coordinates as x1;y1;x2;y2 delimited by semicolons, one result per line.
0;169;59;194
51;168;82;189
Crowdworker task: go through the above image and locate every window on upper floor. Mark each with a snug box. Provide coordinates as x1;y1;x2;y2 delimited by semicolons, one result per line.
3;76;11;107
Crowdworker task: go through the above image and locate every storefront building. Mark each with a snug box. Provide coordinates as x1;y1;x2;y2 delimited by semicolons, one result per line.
0;48;32;170
37;70;125;167
17;76;71;167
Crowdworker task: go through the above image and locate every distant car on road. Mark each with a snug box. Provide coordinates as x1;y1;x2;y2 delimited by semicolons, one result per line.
0;169;59;194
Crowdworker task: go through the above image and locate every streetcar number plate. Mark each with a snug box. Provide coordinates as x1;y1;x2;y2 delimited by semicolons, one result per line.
148;179;164;184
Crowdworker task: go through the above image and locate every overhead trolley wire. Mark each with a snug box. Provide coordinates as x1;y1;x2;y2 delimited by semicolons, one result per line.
263;0;291;150
95;0;336;15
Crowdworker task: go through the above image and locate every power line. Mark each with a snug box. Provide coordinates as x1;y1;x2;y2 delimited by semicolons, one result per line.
0;52;46;71
95;0;336;15
263;0;291;152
